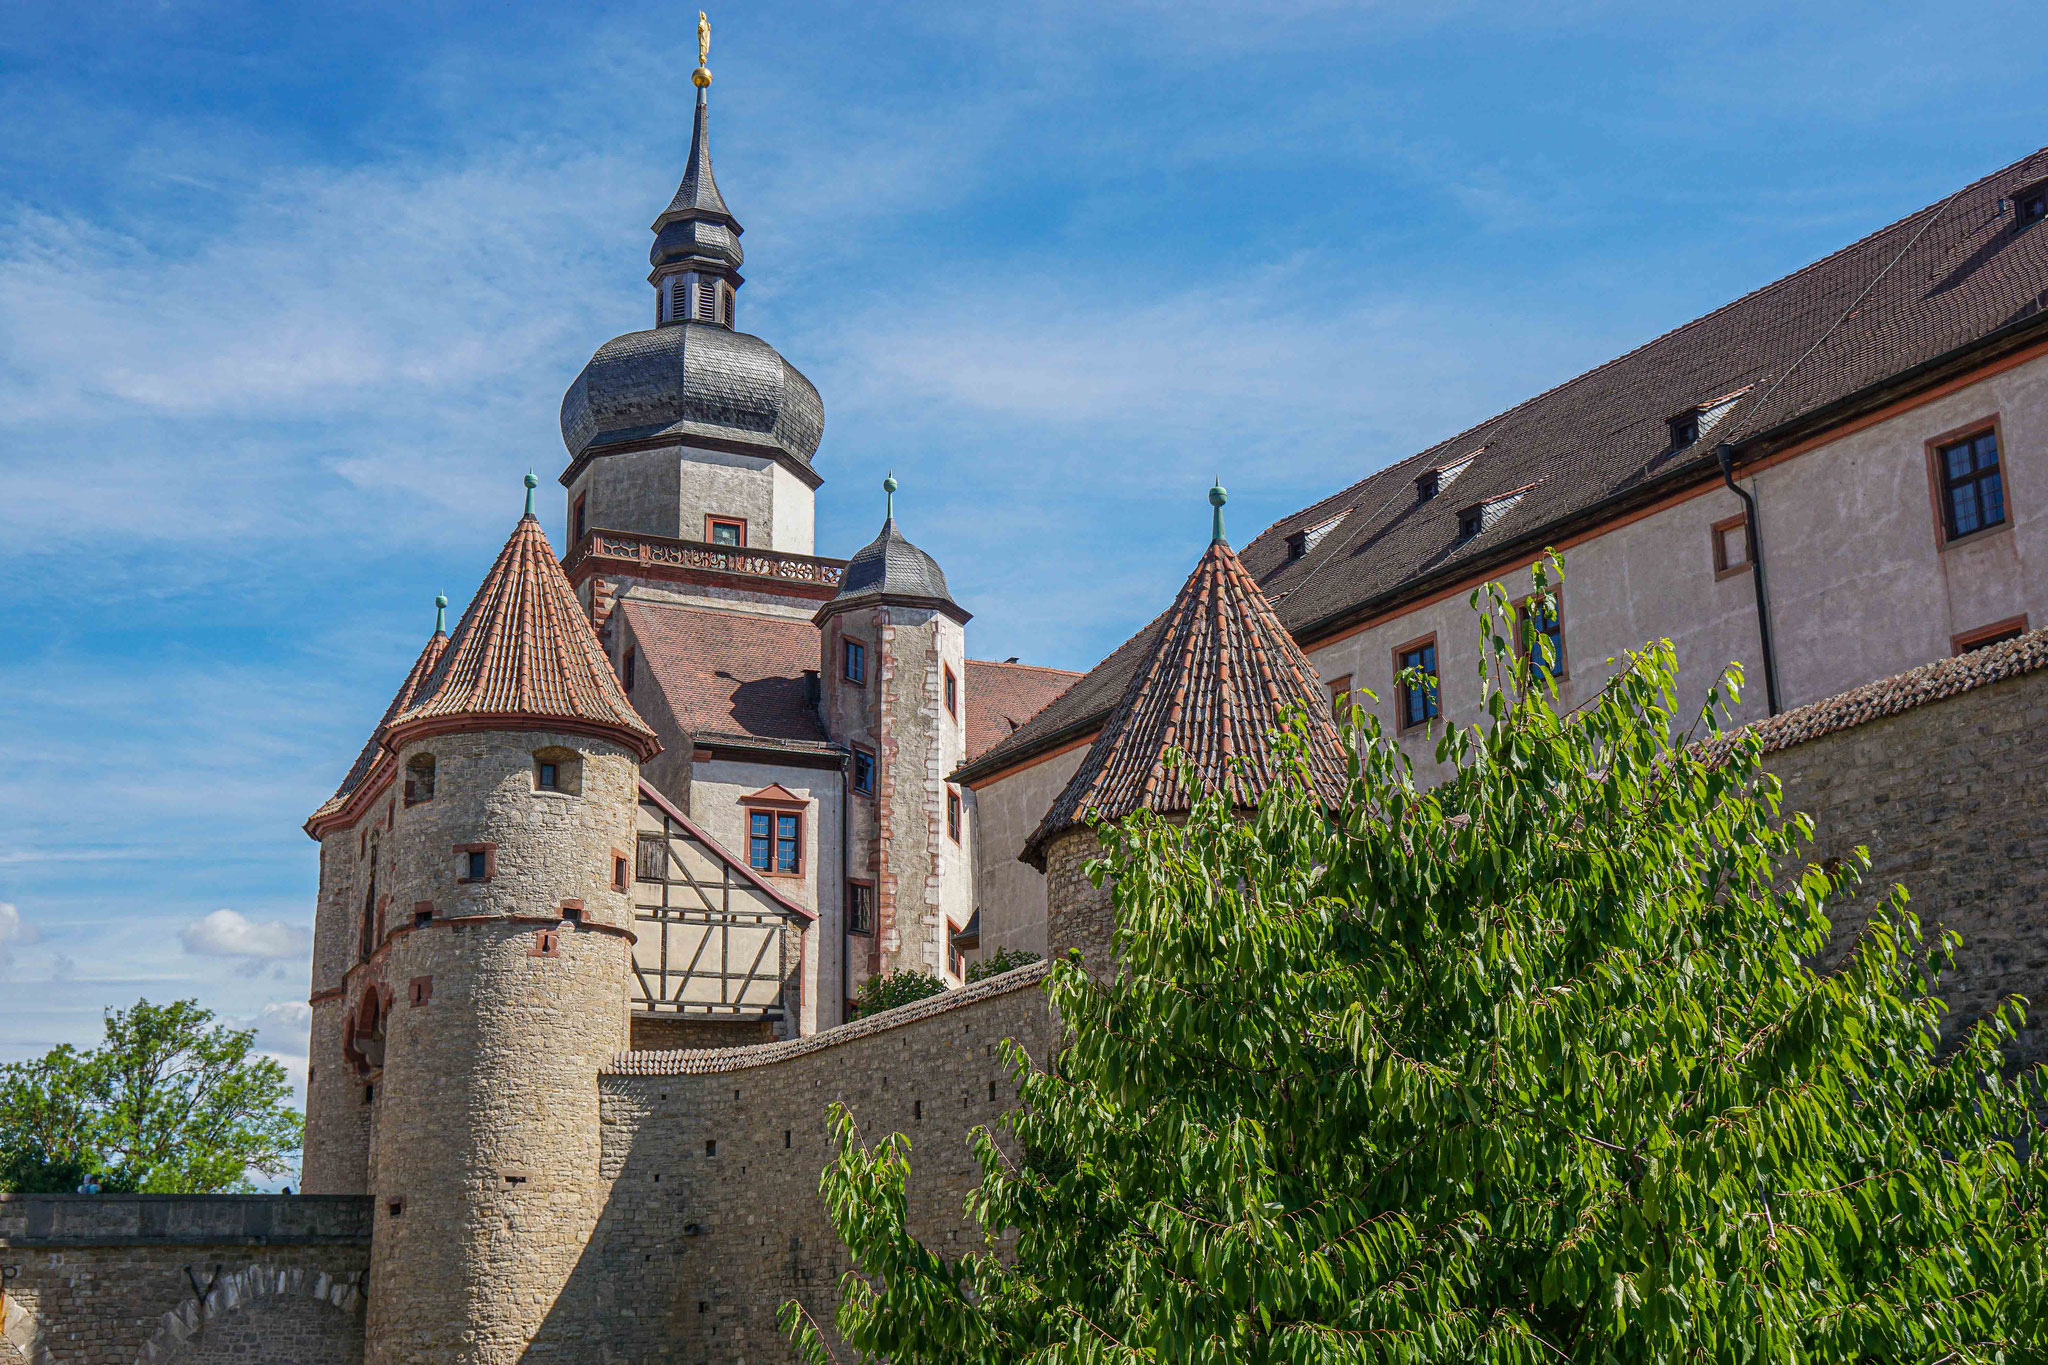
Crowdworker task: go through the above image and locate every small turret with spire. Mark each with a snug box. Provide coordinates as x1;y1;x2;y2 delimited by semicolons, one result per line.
650;11;743;328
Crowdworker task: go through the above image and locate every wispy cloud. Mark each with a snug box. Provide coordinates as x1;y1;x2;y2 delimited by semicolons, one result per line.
253;1000;312;1057
0;903;34;969
180;910;311;964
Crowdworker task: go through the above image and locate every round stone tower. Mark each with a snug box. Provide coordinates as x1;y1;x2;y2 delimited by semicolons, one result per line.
355;481;661;1364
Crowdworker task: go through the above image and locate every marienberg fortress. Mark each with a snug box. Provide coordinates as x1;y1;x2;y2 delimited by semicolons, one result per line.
6;33;2048;1365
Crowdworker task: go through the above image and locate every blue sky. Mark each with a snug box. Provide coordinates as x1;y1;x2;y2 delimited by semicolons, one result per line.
4;0;2046;1117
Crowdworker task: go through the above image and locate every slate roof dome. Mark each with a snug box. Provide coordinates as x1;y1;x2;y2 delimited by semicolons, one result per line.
559;323;824;467
816;478;969;624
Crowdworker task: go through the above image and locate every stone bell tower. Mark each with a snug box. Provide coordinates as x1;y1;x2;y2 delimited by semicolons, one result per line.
338;476;661;1364
816;476;974;997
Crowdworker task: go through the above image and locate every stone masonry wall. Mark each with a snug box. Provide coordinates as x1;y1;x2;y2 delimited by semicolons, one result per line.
533;963;1054;1365
1760;662;2048;1065
1043;827;1115;977
0;1195;369;1365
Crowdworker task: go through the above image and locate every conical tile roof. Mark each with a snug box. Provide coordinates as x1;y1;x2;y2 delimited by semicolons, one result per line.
389;514;661;759
305;627;447;835
1020;537;1349;870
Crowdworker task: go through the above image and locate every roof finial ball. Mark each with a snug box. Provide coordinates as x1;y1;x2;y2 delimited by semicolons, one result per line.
523;470;539;518
883;471;898;521
1210;476;1228;545
693;10;713;88
434;594;448;635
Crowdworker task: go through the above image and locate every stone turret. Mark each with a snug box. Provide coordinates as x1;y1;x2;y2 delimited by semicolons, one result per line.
816;476;974;997
321;478;660;1364
1021;482;1349;974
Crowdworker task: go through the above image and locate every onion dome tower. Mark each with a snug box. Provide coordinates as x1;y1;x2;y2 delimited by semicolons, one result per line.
359;474;659;1364
816;477;974;987
558;17;824;555
1022;481;1350;973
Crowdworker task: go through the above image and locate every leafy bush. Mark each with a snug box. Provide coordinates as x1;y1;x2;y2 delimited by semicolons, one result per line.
850;970;948;1020
966;947;1042;983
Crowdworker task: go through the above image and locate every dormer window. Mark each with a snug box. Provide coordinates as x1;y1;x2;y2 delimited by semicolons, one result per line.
1285;509;1352;561
2015;178;2048;228
1418;452;1478;503
1669;387;1752;451
1669;411;1701;448
1455;485;1536;543
1456;506;1484;540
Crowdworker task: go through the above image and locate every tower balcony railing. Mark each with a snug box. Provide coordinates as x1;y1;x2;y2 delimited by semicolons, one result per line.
563;529;847;592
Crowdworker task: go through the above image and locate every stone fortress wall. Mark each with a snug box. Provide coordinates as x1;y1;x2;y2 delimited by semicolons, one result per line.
0;1196;370;1365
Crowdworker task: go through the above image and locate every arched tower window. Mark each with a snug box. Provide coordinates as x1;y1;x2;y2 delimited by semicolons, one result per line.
405;753;436;805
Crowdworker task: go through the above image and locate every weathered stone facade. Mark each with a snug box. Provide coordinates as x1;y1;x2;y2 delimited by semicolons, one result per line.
0;1196;369;1365
1042;826;1115;976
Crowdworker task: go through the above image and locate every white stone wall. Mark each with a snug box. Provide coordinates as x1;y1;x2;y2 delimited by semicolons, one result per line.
569;439;816;555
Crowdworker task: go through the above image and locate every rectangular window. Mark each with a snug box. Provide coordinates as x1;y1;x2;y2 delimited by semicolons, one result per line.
776;813;800;873
466;850;488;881
948;942;965;980
1326;673;1352;718
1934;427;2006;543
1393;638;1438;731
612;854;629;892
848;881;874;934
747;809;803;875
636;834;667;882
705;516;746;548
1952;616;2029;655
946;790;962;843
572;494;587;543
1517;594;1567;683
454;842;495;883
748;811;772;871
622;647;636;693
944;666;958;718
537;761;559;791
851;745;876;795
1711;513;1750;579
843;639;866;686
696;278;717;319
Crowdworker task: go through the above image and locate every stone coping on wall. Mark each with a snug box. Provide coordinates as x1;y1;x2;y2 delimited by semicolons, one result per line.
0;1194;372;1248
1700;627;2048;763
606;960;1053;1076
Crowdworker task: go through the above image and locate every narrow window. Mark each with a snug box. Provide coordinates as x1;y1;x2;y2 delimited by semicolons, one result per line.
775;813;801;874
612;854;629;892
1517;595;1567;683
636;834;667;882
748;811;772;872
530;929;559;958
1326;673;1352;718
669;276;688;321
843;639;866;686
946;790;962;843
537;760;559;791
848;882;874;934
697;278;718;319
622;647;636;693
409;976;432;1007
1394;638;1438;731
572;493;587;543
404;753;436;806
1935;428;2006;542
706;517;746;547
720;286;734;326
943;666;958;718
466;850;488;881
1711;513;1750;579
851;745;876;795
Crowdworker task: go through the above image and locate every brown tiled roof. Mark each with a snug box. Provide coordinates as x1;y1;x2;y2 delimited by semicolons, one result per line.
964;659;1080;761
961;145;2048;785
305;629;447;834
391;515;660;759
1020;540;1350;870
1700;627;2048;764
620;599;829;747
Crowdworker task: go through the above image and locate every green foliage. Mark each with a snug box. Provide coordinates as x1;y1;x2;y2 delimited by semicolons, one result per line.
0;999;303;1193
851;970;949;1020
967;947;1043;983
786;567;2048;1363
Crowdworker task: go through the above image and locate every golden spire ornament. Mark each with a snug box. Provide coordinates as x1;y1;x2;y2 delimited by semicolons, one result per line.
693;11;712;88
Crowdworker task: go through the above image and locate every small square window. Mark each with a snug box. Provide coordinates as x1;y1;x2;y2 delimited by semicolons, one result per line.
1711;513;1750;579
844;639;866;686
465;850;488;881
707;517;746;548
848;882;874;935
851;746;876;796
1669;411;1701;448
1456;506;1483;540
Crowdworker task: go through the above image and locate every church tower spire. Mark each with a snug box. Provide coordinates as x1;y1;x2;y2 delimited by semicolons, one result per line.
649;12;743;328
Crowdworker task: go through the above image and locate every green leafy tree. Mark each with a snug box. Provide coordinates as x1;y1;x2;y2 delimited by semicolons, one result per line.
967;947;1042;984
787;574;2048;1363
0;999;302;1193
851;970;949;1020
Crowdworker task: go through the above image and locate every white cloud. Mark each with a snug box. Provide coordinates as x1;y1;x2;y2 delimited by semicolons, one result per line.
0;902;34;967
253;1000;312;1057
180;909;310;963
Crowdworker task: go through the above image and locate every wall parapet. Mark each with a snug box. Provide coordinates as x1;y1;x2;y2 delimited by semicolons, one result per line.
0;1194;371;1248
607;959;1051;1076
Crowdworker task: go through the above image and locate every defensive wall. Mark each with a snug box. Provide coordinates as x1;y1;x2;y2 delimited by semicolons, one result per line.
0;1195;370;1365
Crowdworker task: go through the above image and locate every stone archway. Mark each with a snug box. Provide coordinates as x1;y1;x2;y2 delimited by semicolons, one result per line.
130;1262;363;1365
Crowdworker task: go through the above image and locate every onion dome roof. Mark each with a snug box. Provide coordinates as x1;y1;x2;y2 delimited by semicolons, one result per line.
817;479;967;623
1020;520;1348;870
390;500;660;760
559;322;823;469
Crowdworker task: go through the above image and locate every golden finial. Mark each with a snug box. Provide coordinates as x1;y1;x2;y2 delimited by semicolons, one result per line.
693;11;712;88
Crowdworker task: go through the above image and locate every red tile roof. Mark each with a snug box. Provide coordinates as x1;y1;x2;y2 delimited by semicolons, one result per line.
1021;539;1350;870
963;659;1080;761
305;629;447;835
391;515;659;758
619;599;829;747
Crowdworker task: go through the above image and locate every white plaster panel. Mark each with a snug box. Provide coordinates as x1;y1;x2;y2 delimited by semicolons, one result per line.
967;743;1089;961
